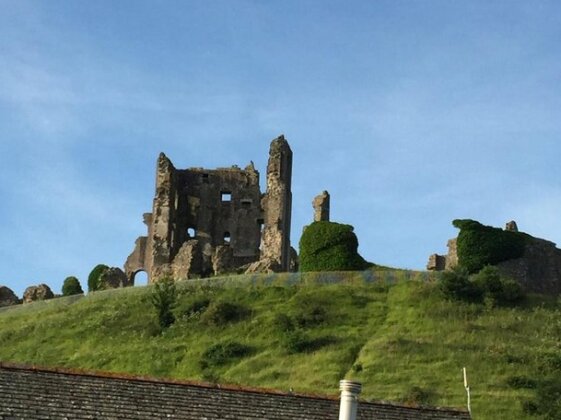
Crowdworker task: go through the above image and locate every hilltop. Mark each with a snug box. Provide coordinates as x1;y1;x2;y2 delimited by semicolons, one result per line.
0;271;559;420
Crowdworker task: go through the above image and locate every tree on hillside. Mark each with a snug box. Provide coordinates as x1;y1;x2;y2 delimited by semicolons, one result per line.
151;277;178;330
62;276;83;296
88;264;109;292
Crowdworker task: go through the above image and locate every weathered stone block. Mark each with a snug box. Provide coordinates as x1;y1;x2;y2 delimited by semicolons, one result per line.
99;267;129;289
426;254;446;271
212;245;234;275
23;284;54;304
0;286;19;307
312;191;330;222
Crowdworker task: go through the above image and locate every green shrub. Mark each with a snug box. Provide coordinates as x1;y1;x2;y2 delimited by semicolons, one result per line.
181;298;211;319
201;301;250;326
151;277;178;330
439;266;481;302
452;219;528;273
87;264;109;292
352;362;363;373
401;386;435;406
281;330;336;354
272;313;295;332
61;276;83;296
299;221;370;272
506;376;538;389
541;352;561;371
473;266;523;306
439;265;524;305
200;341;253;369
294;304;328;328
522;378;561;419
282;329;309;353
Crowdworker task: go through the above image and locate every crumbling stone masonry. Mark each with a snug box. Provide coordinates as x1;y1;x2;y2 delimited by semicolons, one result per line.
427;221;561;294
0;286;19;307
312;191;330;222
125;135;294;284
23;284;54;304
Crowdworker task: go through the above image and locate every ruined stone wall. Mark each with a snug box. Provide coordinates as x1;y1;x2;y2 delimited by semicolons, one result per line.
125;136;293;284
145;153;178;281
496;238;561;294
260;136;293;271
427;222;561;294
313;191;330;222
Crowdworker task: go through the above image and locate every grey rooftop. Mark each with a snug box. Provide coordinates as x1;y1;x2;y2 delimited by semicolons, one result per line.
0;362;470;420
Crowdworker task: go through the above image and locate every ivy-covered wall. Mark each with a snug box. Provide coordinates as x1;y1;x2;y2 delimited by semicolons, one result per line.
452;219;529;273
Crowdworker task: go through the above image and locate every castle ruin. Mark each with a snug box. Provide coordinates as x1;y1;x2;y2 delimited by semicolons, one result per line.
125;135;293;284
427;220;561;294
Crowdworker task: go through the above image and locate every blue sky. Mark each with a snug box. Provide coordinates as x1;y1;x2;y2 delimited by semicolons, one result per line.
1;0;561;297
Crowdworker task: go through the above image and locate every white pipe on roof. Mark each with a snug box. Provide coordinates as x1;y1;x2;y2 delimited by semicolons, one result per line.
338;380;362;420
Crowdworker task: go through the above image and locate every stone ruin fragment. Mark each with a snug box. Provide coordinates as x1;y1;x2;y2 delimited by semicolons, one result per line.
0;286;19;307
427;220;561;294
312;191;330;222
125;135;294;284
23;284;54;304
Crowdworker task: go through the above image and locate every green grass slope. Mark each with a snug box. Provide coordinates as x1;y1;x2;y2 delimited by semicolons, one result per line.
1;271;559;419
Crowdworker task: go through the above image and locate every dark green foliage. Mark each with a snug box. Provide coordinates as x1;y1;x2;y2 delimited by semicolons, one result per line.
201;301;250;326
452;219;528;273
541;352;561;371
151;277;178;330
282;329;310;353
522;378;561;419
181;298;211;319
401;386;436;406
352;363;363;373
281;330;336;354
439;265;524;305
273;307;334;353
87;264;109;292
199;341;253;369
472;266;523;306
61;276;83;296
294;304;328;328
507;376;538;389
439;266;482;302
272;313;295;332
299;221;370;272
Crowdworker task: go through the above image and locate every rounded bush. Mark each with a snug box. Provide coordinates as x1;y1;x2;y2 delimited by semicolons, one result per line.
438;266;481;302
201;301;250;326
472;266;523;305
200;341;252;368
61;276;83;296
87;264;109;292
299;221;370;272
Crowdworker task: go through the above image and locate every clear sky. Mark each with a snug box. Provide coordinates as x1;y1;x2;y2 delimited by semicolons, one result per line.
1;0;561;297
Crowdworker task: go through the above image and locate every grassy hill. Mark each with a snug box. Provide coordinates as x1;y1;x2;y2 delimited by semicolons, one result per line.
1;271;559;419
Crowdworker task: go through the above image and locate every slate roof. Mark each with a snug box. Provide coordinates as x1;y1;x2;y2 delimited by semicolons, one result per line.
0;362;470;420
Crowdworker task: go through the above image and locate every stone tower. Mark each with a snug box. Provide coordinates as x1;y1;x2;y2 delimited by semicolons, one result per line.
260;135;293;271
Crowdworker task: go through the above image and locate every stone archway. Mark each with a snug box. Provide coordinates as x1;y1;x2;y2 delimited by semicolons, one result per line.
132;270;148;286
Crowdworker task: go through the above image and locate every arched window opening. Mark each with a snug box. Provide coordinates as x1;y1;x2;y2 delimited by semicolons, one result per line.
133;270;148;287
224;231;231;244
187;227;196;238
